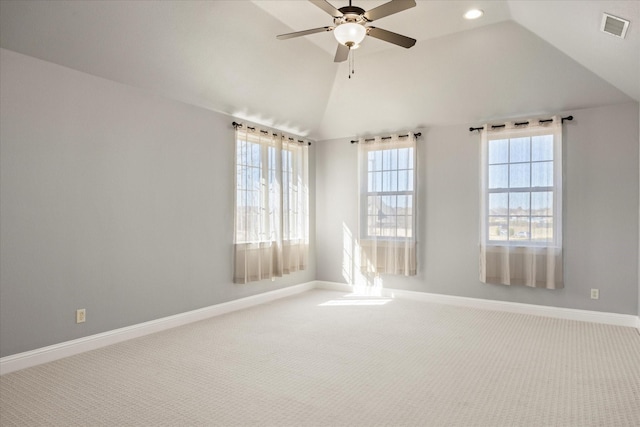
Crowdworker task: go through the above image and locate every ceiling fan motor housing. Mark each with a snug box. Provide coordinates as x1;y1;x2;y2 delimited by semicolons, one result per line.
335;6;367;24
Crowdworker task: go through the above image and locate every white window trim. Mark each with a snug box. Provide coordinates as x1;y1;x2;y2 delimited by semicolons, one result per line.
359;138;417;242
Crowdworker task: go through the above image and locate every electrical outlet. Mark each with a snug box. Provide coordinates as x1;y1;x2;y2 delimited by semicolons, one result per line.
76;308;86;323
590;289;599;300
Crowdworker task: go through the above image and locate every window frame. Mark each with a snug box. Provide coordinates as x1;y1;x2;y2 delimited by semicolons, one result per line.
235;135;302;245
483;128;561;248
359;141;416;241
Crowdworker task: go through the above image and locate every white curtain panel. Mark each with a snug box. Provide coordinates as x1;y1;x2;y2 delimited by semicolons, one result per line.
479;116;563;289
357;133;418;277
233;126;309;284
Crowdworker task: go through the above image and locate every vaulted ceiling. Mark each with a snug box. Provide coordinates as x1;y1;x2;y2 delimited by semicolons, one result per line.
1;1;638;140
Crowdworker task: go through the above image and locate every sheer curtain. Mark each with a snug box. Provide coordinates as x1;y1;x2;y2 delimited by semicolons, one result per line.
233;125;309;284
479;116;563;289
357;133;417;277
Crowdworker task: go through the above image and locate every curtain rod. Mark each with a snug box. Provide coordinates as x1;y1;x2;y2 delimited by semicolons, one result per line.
350;132;422;144
469;115;573;132
232;121;311;145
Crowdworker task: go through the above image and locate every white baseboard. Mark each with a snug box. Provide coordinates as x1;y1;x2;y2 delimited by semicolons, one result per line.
2;280;638;375
0;281;315;375
315;281;640;328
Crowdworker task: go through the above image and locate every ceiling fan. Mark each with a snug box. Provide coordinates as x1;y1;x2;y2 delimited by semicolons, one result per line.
276;0;417;63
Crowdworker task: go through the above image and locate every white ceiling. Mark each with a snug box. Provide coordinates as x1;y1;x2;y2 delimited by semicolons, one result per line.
0;0;638;141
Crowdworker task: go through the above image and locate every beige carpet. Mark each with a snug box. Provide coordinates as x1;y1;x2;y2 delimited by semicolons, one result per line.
1;289;639;426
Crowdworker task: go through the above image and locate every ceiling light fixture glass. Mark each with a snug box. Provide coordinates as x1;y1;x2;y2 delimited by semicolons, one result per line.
464;9;484;20
334;22;366;48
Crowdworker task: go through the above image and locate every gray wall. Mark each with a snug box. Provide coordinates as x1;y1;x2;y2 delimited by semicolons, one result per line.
316;102;639;315
0;49;316;357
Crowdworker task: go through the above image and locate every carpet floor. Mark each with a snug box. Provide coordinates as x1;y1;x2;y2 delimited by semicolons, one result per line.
1;289;639;426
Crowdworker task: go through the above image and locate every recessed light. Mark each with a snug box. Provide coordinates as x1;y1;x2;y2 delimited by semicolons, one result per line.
464;9;484;20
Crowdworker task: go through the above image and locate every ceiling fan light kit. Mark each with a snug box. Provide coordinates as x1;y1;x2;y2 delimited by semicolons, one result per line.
334;22;366;47
277;0;417;67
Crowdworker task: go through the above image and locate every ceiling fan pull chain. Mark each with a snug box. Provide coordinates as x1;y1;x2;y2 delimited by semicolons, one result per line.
348;48;355;79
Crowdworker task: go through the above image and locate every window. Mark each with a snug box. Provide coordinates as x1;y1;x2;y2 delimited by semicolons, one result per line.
233;125;309;283
479;117;563;289
357;134;417;277
235;138;268;243
486;133;555;245
362;145;415;239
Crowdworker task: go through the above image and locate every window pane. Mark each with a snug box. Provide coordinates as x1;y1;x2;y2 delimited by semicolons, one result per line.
382;171;397;192
531;217;553;242
369;150;382;171
398;148;411;169
398;170;409;192
368;152;375;172
251;143;261;165
398;215;412;238
381;217;397;237
371;172;382;192
532;161;553;187
389;149;398;170
510;137;530;163
489;193;508;215
368;195;379;215
509;163;530;188
368;216;378;236
397;195;412;211
488;139;508;164
510;216;530;240
509;192;530;216
250;167;260;191
532;135;553;161
488;216;508;240
381;195;395;214
268;147;275;170
489;165;508;189
382;150;391;170
531;191;553;216
283;151;292;170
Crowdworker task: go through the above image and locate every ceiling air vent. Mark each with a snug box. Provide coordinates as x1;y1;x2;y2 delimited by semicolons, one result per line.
601;13;629;39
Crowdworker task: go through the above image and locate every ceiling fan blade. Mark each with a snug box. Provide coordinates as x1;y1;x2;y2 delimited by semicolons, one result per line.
367;27;416;48
334;43;349;62
309;0;343;17
364;0;416;21
277;26;333;40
